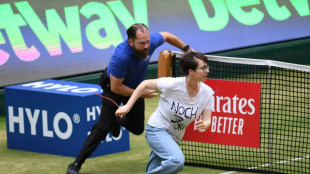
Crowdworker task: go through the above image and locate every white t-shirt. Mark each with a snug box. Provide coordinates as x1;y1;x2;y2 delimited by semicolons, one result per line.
147;77;214;142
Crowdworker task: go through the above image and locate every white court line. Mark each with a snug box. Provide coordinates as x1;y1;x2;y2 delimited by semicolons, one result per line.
221;171;237;174
221;155;310;174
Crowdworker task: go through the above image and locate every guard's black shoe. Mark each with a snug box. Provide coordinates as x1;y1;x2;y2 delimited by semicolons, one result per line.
67;162;81;174
111;117;121;137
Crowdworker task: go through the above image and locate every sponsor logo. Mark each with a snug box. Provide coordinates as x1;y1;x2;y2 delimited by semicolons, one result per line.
183;79;261;148
8;106;73;139
8;105;123;141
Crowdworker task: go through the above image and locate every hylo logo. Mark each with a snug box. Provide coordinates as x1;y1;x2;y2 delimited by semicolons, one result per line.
8;106;73;140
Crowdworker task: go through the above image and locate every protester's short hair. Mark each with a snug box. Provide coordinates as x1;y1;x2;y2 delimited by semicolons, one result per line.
127;23;149;40
180;51;208;75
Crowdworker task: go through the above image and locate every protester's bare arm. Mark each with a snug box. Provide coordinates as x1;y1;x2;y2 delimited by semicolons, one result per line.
115;79;159;117
110;74;158;98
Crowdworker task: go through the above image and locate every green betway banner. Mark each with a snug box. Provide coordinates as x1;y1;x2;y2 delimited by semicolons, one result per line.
1;0;310;87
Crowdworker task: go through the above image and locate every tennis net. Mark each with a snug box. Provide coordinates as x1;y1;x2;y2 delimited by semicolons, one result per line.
171;51;310;174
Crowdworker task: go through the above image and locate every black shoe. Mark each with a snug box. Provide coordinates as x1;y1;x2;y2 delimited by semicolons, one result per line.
67;162;81;174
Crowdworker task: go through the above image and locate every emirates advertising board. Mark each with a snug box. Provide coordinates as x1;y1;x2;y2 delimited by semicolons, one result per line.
183;79;261;148
1;0;310;87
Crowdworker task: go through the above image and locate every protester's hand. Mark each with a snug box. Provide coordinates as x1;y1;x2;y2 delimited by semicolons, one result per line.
115;105;130;118
195;119;208;132
141;89;159;98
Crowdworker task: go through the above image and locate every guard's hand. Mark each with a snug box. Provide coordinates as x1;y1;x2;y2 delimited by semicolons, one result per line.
184;49;195;55
115;105;130;118
141;89;159;98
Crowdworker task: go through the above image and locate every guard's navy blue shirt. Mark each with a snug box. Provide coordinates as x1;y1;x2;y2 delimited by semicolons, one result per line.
107;33;164;89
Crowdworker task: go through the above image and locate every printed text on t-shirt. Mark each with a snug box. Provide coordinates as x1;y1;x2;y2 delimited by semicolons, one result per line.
170;101;198;130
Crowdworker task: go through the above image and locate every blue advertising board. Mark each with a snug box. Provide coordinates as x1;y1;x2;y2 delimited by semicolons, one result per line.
5;79;129;157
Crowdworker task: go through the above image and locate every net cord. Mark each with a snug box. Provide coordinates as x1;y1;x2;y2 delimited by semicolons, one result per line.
172;51;310;72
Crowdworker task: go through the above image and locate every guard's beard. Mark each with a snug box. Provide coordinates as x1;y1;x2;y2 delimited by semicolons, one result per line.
132;47;149;60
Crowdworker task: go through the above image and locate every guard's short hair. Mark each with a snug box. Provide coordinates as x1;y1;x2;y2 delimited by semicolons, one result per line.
127;23;149;40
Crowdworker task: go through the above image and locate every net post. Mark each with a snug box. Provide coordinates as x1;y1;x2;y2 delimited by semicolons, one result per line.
157;49;172;78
